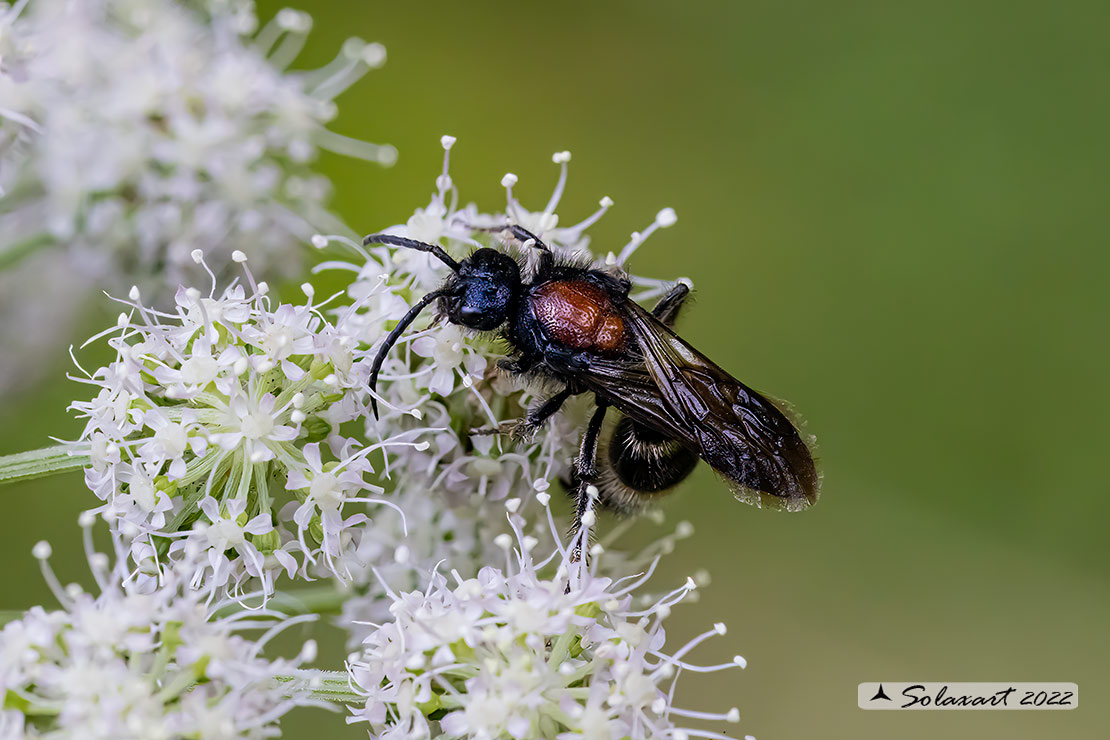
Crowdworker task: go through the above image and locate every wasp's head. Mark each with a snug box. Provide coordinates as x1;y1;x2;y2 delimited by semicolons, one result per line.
443;248;522;331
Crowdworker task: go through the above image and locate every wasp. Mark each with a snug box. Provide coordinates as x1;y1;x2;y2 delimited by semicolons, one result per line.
364;225;819;532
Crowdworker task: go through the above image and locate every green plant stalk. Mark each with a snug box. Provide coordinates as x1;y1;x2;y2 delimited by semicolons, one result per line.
0;232;54;271
274;671;363;704
214;584;353;617
0;445;89;486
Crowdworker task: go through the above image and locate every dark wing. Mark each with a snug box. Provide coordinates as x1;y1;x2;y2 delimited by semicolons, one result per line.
579;301;819;512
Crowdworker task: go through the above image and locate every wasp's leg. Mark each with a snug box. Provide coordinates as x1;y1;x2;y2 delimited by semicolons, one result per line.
496;386;574;441
569;401;609;558
496;356;535;375
651;281;691;327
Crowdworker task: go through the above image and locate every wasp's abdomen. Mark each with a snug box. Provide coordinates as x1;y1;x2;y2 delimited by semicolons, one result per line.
529;280;627;354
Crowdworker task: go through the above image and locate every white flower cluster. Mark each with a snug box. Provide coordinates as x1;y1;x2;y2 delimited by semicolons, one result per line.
347;507;745;740
69;138;680;605
321;138;684;619
0;0;392;394
0;515;319;739
69;250;425;597
47;135;759;738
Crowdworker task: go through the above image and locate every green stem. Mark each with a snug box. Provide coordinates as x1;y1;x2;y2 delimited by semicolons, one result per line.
214;584;353;618
274;670;363;704
0;445;88;486
0;232;55;271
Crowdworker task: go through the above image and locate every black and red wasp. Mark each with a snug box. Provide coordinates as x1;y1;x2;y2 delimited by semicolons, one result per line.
364;225;819;532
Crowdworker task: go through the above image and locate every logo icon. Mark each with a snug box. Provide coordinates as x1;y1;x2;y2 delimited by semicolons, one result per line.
870;684;892;702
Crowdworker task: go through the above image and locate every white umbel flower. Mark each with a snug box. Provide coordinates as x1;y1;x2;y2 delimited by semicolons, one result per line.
69;253;427;596
0;0;393;394
0;516;321;739
346;506;746;740
312;137;682;611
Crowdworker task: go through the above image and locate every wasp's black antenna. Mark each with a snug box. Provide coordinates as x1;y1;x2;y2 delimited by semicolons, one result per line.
363;233;462;272
456;222;553;274
368;287;456;419
457;221;552;254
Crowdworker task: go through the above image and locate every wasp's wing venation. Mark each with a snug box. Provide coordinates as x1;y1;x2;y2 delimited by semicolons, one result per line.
572;355;698;449
619;302;819;511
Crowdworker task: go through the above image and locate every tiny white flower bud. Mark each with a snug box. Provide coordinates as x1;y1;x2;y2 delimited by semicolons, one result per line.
277;8;311;32
311;234;329;248
734;654;748;668
362;42;387;67
441;135;457;150
656;207;678;227
377;145;398;166
552;150;572;163
32;541;52;559
231;250;248;263
501;172;518;188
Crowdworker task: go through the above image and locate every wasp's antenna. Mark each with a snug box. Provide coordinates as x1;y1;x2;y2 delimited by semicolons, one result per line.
368;287;456;419
363;233;462;272
455;221;552;255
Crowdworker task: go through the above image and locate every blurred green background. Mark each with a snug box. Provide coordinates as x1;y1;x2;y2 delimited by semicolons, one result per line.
3;0;1108;738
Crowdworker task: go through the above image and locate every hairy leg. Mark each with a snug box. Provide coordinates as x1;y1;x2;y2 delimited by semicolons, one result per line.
569;401;609;558
651;281;690;327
